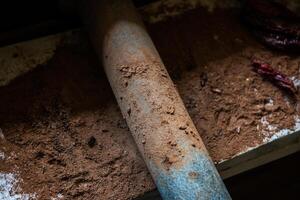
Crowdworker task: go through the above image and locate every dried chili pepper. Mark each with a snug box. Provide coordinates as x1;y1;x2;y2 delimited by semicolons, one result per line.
242;0;300;52
251;59;297;93
253;30;300;52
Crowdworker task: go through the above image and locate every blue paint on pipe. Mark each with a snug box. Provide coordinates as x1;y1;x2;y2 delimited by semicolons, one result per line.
149;146;231;200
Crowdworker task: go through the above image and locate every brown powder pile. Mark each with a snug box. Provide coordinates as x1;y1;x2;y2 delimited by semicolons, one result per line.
147;7;300;162
178;49;300;161
0;45;155;200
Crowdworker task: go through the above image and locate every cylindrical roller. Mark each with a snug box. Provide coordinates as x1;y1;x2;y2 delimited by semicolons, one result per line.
80;0;231;199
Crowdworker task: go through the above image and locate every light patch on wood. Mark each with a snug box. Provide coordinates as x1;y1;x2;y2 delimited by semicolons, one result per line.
0;32;76;87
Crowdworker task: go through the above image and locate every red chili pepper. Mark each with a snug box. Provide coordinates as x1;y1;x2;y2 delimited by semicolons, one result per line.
242;0;300;52
251;59;297;94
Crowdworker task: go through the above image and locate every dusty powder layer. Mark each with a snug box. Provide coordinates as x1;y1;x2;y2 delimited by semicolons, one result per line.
178;49;300;161
0;7;299;200
0;44;155;199
148;8;300;162
147;8;300;162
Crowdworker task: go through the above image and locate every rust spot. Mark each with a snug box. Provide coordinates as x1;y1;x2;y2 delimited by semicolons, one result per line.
162;157;172;171
119;63;148;78
162;154;181;171
161;120;169;125
188;171;199;179
166;105;175;115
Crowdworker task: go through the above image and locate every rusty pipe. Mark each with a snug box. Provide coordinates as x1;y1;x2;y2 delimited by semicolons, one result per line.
80;0;231;199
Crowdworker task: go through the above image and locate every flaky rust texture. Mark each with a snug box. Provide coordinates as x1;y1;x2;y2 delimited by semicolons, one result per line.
80;2;230;199
81;0;207;170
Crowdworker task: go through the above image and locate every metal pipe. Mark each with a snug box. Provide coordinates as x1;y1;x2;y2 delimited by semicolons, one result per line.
80;0;231;199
